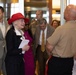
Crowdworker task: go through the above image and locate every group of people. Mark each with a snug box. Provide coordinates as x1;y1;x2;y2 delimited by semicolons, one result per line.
0;6;35;75
0;4;76;75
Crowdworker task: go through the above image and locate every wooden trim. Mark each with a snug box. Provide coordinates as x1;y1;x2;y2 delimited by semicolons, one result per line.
48;0;52;24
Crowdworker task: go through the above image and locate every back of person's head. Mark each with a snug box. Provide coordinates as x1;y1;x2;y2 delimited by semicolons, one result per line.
64;4;76;21
39;18;47;25
0;6;4;12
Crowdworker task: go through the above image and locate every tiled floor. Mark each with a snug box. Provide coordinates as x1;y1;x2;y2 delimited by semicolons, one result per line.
72;60;76;75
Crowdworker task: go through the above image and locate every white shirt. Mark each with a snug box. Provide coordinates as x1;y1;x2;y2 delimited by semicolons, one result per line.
39;27;47;45
14;27;25;39
15;28;26;54
0;22;5;38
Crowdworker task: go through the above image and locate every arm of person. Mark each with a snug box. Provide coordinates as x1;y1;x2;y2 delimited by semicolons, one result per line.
6;29;26;55
46;41;53;56
74;54;76;60
46;26;61;56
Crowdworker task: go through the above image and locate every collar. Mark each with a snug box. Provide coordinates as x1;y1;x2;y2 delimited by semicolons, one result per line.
14;27;24;36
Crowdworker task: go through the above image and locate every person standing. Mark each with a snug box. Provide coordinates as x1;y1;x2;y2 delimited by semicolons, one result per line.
0;6;9;75
35;18;54;75
22;18;35;75
46;4;76;75
29;10;43;38
29;10;44;75
5;13;30;75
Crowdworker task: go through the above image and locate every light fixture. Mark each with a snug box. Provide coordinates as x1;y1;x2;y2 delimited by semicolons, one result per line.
6;0;18;3
11;0;18;3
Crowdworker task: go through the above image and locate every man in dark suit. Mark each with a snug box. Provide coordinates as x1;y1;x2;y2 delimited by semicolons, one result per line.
34;18;54;75
0;6;9;75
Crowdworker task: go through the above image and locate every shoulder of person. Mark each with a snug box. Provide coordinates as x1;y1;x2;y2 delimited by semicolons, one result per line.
36;25;40;30
47;24;55;30
6;26;15;35
30;19;37;25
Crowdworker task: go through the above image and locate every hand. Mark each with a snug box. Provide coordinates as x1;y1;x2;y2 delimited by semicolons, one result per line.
46;42;53;52
22;45;30;51
74;55;76;60
46;41;53;56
